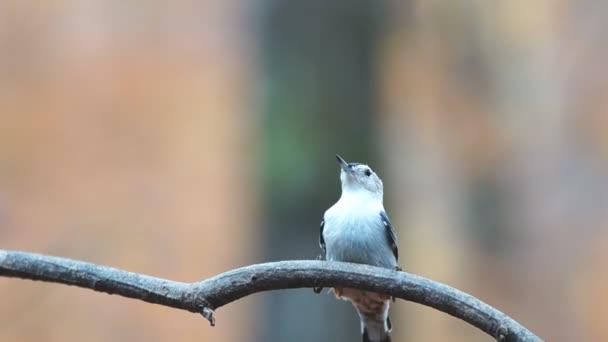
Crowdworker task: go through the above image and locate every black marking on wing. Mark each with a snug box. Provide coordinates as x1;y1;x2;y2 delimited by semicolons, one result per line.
314;218;327;294
319;219;326;255
380;211;399;262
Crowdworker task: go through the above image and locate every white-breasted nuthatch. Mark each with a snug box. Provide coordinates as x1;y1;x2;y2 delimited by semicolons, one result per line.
317;155;400;342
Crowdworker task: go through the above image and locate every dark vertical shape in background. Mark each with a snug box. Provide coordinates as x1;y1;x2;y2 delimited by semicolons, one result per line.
256;1;385;341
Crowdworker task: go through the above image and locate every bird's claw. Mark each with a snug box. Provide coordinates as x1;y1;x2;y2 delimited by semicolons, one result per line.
391;265;402;302
312;254;326;293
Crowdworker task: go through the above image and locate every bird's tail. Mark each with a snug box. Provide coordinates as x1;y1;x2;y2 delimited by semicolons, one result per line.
360;313;391;342
350;291;392;342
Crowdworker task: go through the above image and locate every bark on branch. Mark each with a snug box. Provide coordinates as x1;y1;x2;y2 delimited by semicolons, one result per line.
0;250;541;341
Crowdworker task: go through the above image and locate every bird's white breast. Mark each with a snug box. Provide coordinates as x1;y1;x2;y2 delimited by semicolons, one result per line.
323;193;395;269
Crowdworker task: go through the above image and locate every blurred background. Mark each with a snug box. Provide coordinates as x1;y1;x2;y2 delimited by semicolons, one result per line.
1;1;607;341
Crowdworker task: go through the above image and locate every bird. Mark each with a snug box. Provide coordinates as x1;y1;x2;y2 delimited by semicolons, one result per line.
317;155;400;342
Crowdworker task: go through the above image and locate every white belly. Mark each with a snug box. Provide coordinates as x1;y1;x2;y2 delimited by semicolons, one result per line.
323;205;396;269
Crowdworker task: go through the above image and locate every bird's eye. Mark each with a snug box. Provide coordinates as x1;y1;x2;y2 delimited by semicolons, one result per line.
364;169;372;177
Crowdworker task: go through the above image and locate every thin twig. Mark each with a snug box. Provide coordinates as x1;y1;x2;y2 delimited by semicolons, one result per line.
0;250;542;341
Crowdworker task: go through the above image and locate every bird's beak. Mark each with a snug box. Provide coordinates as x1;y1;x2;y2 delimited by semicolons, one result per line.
336;154;351;172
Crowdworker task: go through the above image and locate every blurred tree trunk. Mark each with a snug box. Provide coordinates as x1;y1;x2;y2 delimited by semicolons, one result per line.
257;1;386;341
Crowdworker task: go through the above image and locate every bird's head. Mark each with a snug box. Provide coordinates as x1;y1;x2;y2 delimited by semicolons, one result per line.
336;154;383;197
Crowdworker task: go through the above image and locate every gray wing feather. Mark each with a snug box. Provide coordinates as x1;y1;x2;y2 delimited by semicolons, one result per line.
319;219;326;255
313;219;327;293
379;211;398;262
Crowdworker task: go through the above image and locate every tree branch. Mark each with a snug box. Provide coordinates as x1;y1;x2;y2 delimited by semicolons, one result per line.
0;250;541;341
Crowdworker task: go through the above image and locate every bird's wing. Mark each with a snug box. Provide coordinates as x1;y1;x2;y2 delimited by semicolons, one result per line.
313;218;327;293
319;218;326;255
379;211;398;262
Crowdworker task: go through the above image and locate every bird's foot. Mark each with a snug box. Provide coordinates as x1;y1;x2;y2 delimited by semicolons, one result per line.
334;287;343;299
312;254;325;294
391;265;402;302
